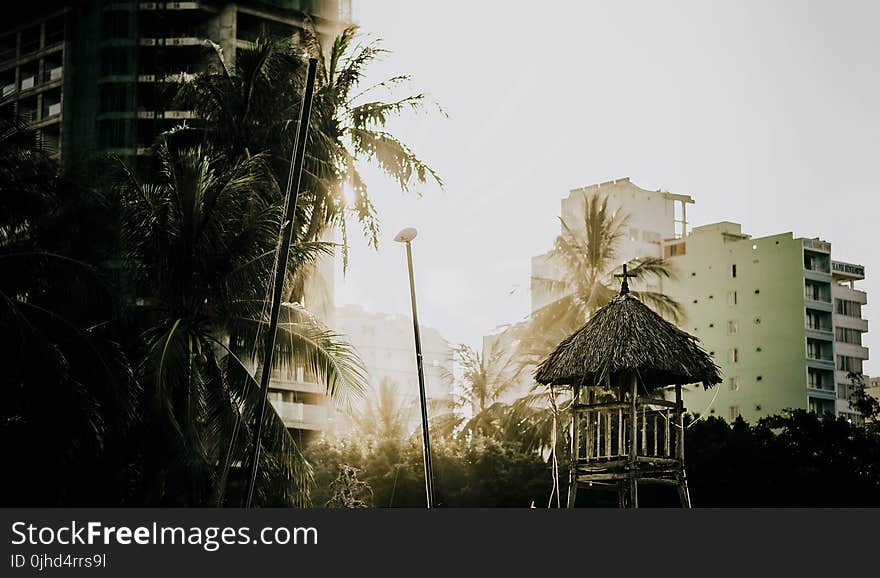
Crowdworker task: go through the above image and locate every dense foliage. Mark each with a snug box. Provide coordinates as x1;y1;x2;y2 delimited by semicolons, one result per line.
1;26;435;507
308;409;880;507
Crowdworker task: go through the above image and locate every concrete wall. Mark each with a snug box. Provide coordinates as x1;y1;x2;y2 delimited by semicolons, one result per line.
665;224;809;423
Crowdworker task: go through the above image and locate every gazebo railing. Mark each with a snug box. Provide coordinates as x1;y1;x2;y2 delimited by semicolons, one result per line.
573;398;682;463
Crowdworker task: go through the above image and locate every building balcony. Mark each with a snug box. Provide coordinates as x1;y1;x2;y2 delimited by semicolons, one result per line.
139;37;205;47
804;269;832;282
269;375;325;395
270;399;330;431
135;110;197;119
833;285;867;305
834;314;868;332
807;384;835;396
835;342;869;360
808;389;836;402
138;1;203;9
138;72;196;83
805;326;833;341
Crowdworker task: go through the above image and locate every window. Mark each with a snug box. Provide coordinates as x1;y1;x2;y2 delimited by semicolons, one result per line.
835;299;862;318
837;355;863;374
754;289;760;294
807;340;827;360
727;291;737;306
727;320;738;335
808;368;826;388
729;406;741;422
730;264;737;278
665;243;686;257
729;348;739;363
835;327;862;345
728;377;739;391
806;310;828;331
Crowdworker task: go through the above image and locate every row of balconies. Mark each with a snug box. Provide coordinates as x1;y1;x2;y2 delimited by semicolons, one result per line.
0;38;63;69
2;66;63;97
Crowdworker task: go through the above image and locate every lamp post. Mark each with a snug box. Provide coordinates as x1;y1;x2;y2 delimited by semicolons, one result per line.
394;227;435;508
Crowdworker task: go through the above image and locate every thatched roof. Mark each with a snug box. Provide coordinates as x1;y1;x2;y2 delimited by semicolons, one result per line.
534;293;721;390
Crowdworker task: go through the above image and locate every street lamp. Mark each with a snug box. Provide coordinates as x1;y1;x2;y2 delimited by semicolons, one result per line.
394;226;435;508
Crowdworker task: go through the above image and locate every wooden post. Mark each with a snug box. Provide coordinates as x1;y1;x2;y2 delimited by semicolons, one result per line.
628;373;639;508
664;409;671;457
675;384;684;461
675;383;691;508
567;384;581;508
604;410;611;458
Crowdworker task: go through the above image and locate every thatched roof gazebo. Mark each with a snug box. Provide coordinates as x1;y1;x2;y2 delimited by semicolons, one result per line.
535;266;721;508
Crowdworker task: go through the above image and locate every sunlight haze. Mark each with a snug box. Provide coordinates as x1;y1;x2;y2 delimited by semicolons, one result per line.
335;0;879;374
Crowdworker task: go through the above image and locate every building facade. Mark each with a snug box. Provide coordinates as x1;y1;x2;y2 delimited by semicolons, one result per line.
663;222;869;423
1;0;350;166
334;304;454;436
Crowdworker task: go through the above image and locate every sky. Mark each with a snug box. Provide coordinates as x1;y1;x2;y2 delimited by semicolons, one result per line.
334;0;879;374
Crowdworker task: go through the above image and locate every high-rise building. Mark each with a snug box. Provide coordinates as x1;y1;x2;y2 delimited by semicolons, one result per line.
663;222;869;423
531;177;693;312
0;0;351;167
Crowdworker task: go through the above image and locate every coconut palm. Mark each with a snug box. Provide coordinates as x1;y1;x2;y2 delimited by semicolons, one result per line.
350;377;416;444
525;193;683;356
115;140;366;506
455;343;514;415
175;27;441;263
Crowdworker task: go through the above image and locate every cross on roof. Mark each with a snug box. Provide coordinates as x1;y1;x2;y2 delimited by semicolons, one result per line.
614;263;637;295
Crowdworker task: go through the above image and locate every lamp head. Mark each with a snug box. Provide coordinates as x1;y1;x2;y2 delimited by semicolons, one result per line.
394;227;418;243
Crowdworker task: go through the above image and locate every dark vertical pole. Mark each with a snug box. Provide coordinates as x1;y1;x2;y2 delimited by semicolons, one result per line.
244;58;318;509
404;240;435;508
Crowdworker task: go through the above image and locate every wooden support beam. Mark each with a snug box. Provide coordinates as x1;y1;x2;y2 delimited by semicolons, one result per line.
664;409;670;457
675;384;685;461
629;373;639;508
567;384;580;509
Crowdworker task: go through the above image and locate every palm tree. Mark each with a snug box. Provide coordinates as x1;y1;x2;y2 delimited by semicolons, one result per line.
350;377;416;444
176;27;442;263
115;141;366;506
525;192;683;354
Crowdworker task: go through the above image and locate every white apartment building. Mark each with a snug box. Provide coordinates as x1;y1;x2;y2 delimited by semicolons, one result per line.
334;304;454;435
